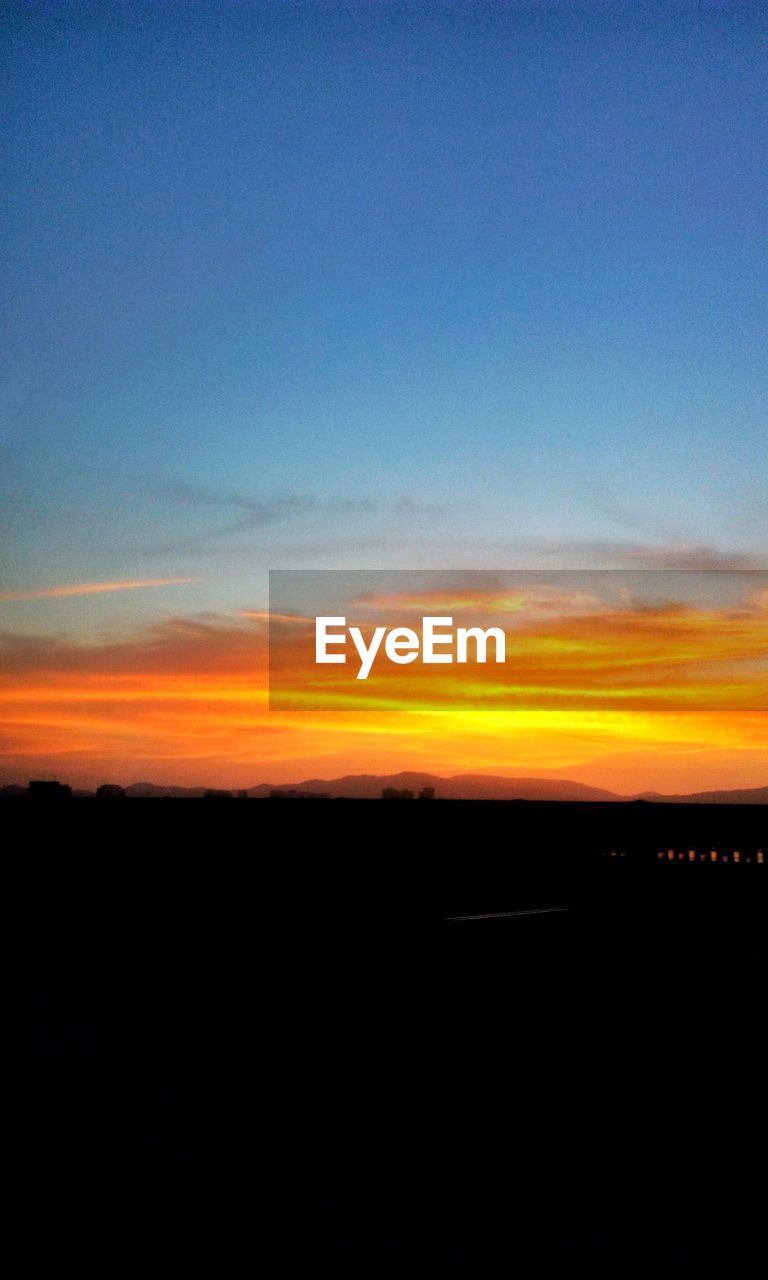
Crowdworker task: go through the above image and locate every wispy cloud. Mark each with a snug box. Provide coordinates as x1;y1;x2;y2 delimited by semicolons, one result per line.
237;609;311;626
146;486;317;555
253;535;768;572
0;577;199;604
614;543;762;570
1;579;767;792
446;539;767;570
352;584;606;618
140;482;447;557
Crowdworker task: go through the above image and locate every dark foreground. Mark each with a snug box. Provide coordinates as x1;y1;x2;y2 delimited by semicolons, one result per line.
2;800;767;1274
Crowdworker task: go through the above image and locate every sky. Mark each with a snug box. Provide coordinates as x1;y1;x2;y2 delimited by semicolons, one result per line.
1;1;767;789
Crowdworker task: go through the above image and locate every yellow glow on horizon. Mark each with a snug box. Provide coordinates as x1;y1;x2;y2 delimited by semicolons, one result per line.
0;587;766;791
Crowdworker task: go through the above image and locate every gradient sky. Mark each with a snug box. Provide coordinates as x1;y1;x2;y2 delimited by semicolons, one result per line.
2;2;767;787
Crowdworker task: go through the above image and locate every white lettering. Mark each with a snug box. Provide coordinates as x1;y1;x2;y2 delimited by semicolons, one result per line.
315;617;347;664
456;626;506;663
314;616;508;677
384;627;420;665
349;626;387;680
423;616;454;663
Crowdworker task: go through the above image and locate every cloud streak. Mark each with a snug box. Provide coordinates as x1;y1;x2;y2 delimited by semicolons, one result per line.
1;574;767;792
0;577;199;604
503;541;766;571
140;482;447;557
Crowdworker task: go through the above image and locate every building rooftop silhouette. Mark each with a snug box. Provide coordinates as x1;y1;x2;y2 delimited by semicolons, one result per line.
28;780;72;799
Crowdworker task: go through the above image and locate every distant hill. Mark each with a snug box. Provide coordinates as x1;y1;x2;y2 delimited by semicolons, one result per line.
247;772;621;801
254;773;768;803
636;785;768;805
125;782;207;799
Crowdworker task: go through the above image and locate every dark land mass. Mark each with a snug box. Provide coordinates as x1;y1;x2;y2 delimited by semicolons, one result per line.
2;800;767;1274
6;770;768;801
245;771;622;801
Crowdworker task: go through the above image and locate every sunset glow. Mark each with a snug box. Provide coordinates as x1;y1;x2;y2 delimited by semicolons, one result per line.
1;577;766;793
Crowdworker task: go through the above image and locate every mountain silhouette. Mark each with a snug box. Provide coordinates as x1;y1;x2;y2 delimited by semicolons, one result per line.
116;772;768;802
4;772;768;802
635;784;768;804
246;772;620;801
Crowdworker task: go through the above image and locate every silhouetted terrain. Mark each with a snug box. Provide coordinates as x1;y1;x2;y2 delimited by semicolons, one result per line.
636;783;768;803
2;800;767;1272
5;770;768;801
246;772;622;801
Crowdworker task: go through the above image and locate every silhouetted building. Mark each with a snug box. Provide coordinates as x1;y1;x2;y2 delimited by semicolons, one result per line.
418;786;435;800
203;789;232;799
381;787;414;800
96;784;126;799
28;780;72;799
237;790;248;799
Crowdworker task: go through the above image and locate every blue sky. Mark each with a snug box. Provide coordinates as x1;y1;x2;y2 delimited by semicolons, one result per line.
2;0;768;636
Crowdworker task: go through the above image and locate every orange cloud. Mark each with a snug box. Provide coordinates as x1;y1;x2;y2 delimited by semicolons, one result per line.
0;577;200;604
351;585;606;618
237;609;311;625
0;589;767;793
